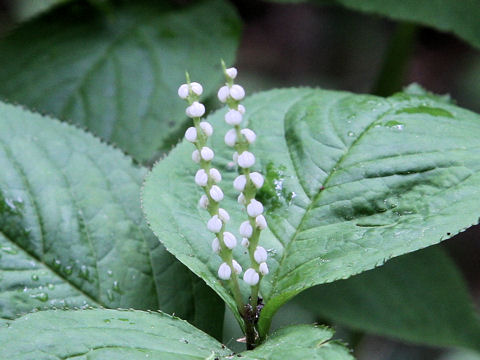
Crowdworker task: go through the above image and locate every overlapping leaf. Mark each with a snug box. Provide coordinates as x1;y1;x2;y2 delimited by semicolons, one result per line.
143;88;480;337
0;101;223;337
0;0;241;161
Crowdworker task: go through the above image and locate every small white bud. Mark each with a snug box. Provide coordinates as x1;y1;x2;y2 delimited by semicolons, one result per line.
194;169;208;187
218;86;229;103
232;259;242;274
256;215;267;230
237;151;255;168
227;161;236;170
232;152;239;162
192;150;201;163
233;175;247;192
185;127;197;142
247;199;264;217
198;195;209;209
207;215;222;233
190;82;203;96
259;262;269;275
224;129;237;147
218;262;231;280
185;101;205;118
178;84;189;99
237;193;246;205
210;185;224;202
241;237;250;247
241;128;256;144
243;268;259;286
225;67;237;79
225;109;243;126
211;238;220;253
223;232;237;249
200;147;214;161
239;221;253;238
230;84;245;101
218;208;230;222
237;104;246;114
199;121;213;137
249;172;264;189
254;246;268;263
209;168;222;183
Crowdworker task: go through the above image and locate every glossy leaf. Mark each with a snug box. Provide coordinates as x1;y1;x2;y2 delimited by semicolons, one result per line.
143;88;480;337
0;101;223;337
0;0;241;162
295;246;480;351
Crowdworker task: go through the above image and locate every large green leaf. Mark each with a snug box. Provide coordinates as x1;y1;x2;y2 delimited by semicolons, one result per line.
0;309;231;359
143;88;480;337
0;0;241;162
270;0;480;50
295;246;480;351
0;101;223;337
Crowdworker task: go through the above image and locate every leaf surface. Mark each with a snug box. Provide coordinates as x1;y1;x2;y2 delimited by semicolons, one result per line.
142;88;480;336
0;101;223;337
0;0;241;161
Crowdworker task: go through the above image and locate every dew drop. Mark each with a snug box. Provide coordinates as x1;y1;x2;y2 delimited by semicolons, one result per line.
107;269;113;277
112;280;121;293
347;131;355;137
30;292;49;302
79;265;89;280
1;246;18;255
47;283;55;290
104;319;111;324
64;265;73;275
107;289;114;301
31;274;39;281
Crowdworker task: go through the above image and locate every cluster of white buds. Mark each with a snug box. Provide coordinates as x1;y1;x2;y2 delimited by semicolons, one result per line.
218;62;269;288
178;73;243;287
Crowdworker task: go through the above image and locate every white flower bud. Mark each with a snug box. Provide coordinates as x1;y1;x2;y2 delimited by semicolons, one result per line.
194;169;208;187
207;215;222;233
225;67;237;79
178;84;189;99
237;151;255;168
190;82;203;96
256;215;267;230
217;86;229;103
225;109;242;125
210;185;224;202
185;101;205;118
198;195;209;209
185;127;197;142
241;128;256;144
230;84;245;101
224;129;237;147
209;168;222;183
239;221;253;238
254;246;268;263
237;104;246;114
241;237;250;247
232;152;239;162
249;172;264;189
200;147;214;161
192;150;201;163
232;259;242;274
218;208;230;222
218;262;231;280
199;121;213;137
223;232;237;249
259;262;269;275
237;193;246;205
227;161;236;170
247;199;264;217
233;175;247;192
243;268;259;286
211;238;220;253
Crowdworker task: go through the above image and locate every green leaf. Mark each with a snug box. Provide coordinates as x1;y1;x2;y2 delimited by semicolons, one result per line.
0;0;241;162
143;88;480;337
237;325;354;360
0;309;231;359
441;350;480;360
0;101;223;337
294;246;480;351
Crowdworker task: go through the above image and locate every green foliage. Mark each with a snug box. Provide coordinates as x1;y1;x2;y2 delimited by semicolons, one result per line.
0;0;241;162
0;101;223;337
143;88;480;338
295;247;480;351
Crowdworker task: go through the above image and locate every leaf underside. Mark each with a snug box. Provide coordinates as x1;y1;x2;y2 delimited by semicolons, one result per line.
143;88;480;336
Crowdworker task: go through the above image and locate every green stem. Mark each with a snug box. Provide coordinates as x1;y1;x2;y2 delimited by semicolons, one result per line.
372;22;417;97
